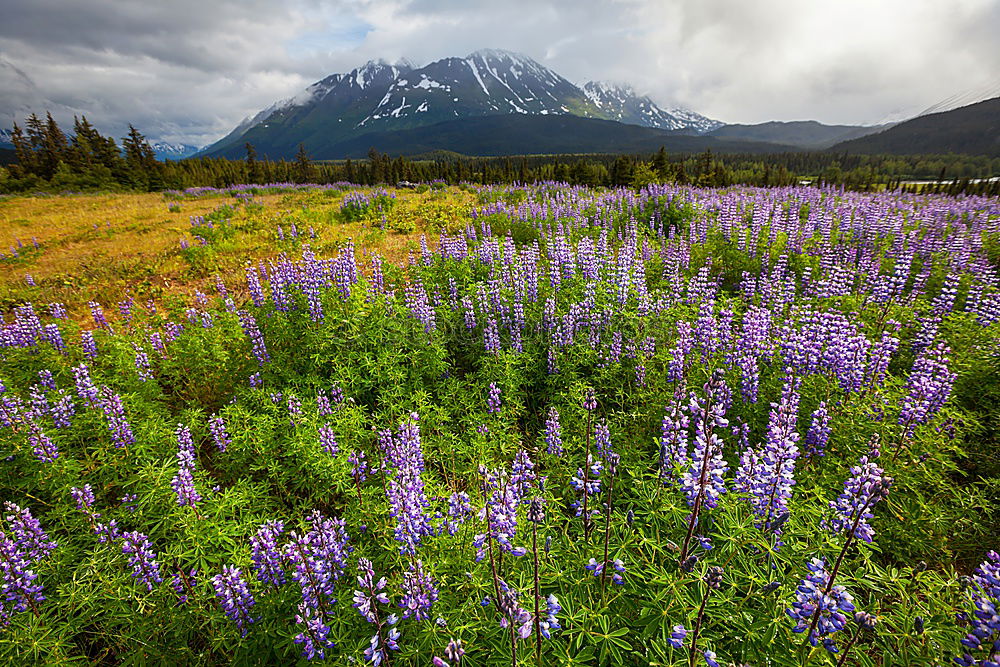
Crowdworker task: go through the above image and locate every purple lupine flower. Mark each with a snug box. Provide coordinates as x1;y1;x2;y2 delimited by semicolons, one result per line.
0;530;45;621
544;407;563;456
444;638;465;664
486;382;502;414
787;557;855;650
294;602;336;660
669;624;688;649
284;511;351;614
823;449;892;544
353;557;391;624
71;485;97;514
164;321;184;343
119;531;163;592
48;303;67;319
594;419;612;462
585;557;626;586
569;455;603;521
404;281;436;335
364;619;401;666
955;550;1000;665
28;384;51;419
496;580;534;639
483;317;501;354
285;530;335;613
250;520;286;588
319;424;338;456
539;594;562;639
208;415;231;452
703;649;721;667
212;566;257;636
26;418;59;463
444;492;472;535
237;310;270;366
249;372;262;388
88;301;110;331
37;370;55;391
353;557;400;665
475;465;528;560
898;342;956;435
134;349;153;382
287;395;302;426
100;387;135;448
170;424;201;509
349;450;371;484
50;391;75;429
317;393;332;416
121;493;138;513
805;402;831;458
680;372;730;510
118;297;134;322
399;559;438;621
583;388;597;412
2;502;57;563
660;394;690;484
42;323;65;353
170;567;197;605
81;331;97;360
382;415;432;555
511;449;537;500
73;364;99;408
743;375;801;537
461;296;477;329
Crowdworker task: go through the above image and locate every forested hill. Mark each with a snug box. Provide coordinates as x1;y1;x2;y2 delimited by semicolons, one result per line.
235;115;799;160
831;97;1000;156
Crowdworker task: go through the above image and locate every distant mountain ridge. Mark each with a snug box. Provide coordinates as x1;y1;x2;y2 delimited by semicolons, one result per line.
150;142;202;160
831;96;1000;156
199;49;722;159
253;114;799;159
706;120;891;149
1;128;202;162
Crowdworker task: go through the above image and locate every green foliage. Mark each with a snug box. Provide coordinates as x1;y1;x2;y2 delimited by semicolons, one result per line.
1;184;998;665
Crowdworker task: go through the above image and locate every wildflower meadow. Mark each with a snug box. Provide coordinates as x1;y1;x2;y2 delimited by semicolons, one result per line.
1;182;999;666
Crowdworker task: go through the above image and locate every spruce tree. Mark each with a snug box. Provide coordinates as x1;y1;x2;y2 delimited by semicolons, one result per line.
245;142;258;183
294;143;312;183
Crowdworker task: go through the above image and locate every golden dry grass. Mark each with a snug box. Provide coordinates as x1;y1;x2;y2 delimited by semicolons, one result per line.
0;187;475;319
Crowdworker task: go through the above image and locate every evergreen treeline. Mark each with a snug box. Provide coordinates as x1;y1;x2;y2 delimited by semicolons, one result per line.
2;113;999;196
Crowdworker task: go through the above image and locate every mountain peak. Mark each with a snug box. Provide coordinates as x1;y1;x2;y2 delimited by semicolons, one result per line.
200;49;724;158
584;81;637;102
465;48;533;62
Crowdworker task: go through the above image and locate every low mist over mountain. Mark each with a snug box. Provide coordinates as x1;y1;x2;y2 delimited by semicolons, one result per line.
581;81;722;133
706;121;891;149
830;97;1000;156
200;49;722;159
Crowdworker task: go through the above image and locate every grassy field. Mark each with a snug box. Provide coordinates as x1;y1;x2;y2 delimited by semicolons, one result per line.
0;186;468;319
1;183;999;665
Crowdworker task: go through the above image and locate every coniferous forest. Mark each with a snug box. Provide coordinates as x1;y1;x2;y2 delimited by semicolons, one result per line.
2;113;1000;196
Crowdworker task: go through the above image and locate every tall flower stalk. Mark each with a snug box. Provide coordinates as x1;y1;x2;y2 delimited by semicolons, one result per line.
679;371;729;564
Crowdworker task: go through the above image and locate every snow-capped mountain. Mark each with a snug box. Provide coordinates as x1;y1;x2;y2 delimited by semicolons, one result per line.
0;126;200;161
582;81;721;133
150;142;201;160
200;49;722;159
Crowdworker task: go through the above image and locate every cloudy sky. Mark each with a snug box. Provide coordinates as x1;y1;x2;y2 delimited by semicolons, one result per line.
2;0;998;146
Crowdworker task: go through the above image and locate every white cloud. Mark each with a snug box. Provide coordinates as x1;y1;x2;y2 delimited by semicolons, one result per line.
1;0;997;144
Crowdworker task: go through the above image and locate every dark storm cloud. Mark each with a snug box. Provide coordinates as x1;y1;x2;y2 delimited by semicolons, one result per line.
1;0;997;145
